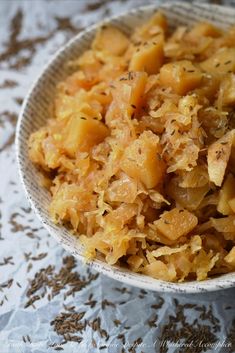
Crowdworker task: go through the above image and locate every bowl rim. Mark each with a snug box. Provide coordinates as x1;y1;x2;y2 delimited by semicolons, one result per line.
15;1;235;293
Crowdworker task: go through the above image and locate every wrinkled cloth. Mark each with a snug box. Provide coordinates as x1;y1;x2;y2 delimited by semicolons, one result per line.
0;1;235;352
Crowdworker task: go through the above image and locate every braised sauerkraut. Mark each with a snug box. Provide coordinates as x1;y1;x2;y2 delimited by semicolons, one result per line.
28;12;235;282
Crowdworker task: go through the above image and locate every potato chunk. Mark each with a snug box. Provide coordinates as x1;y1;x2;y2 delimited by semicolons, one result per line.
125;72;147;116
220;74;235;106
207;130;235;186
224;246;235;266
132;11;167;42
200;48;235;75
63;115;109;157
217;174;235;215
187;22;222;38
154;208;198;241
120;131;166;189
159;60;202;95
142;260;176;281
147;11;168;32
92;26;129;56
111;71;147;119
129;36;164;74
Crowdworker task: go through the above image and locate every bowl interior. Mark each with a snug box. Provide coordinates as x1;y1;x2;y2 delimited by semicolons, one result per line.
16;2;235;293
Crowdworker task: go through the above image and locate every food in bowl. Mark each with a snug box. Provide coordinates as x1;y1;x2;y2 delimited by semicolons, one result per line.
28;12;235;282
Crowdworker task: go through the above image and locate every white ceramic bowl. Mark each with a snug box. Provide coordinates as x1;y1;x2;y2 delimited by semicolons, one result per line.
16;2;235;293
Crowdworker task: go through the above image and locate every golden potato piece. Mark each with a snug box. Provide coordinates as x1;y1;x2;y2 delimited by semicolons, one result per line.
63;115;109;157
142;261;176;281
217;174;235;215
126;71;148;116
132;11;167;42
92;25;129;56
224;246;235;266
154;208;198;240
148;11;168;32
200;48;235;75
159;60;202;95
187;22;222;38
207;130;235;186
111;71;148;118
220;74;235;106
127;255;144;272
129;36;164;74
120;131;166;189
